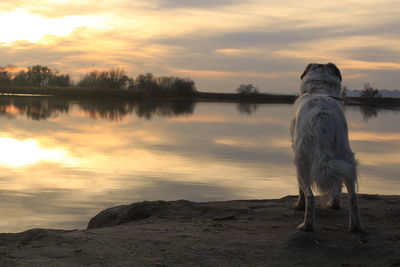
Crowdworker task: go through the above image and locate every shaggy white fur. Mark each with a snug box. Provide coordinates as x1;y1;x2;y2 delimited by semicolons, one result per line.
291;63;362;232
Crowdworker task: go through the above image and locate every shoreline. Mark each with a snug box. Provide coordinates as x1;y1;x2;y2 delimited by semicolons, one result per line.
1;194;399;266
1;86;400;108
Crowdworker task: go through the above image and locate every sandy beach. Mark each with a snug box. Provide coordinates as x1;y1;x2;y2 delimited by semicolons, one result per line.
0;194;399;266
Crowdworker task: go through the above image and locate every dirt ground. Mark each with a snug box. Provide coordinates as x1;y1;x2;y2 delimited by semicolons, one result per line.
0;194;399;266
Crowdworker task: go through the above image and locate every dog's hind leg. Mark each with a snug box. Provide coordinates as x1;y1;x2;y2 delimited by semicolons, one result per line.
295;159;315;231
297;186;315;231
344;179;362;232
327;181;342;210
294;188;305;210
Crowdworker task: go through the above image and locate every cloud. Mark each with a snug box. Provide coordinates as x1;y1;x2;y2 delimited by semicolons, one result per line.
0;1;113;17
1;0;400;92
340;47;400;63
154;0;243;8
172;68;297;80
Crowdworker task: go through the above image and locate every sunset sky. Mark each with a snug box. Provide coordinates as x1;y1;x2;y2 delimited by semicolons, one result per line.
1;0;399;93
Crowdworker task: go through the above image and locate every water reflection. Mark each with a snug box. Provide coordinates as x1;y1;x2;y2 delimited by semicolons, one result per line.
358;105;379;121
0;137;75;167
0;96;395;123
78;100;196;121
0;96;399;232
0;96;196;121
0;96;69;120
236;103;259;115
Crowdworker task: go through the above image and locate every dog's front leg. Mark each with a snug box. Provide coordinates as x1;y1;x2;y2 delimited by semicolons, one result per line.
297;186;315;231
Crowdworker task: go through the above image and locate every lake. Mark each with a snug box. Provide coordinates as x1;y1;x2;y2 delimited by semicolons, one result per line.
0;96;399;232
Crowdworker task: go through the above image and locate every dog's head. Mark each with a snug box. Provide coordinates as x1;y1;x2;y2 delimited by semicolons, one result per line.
299;63;342;97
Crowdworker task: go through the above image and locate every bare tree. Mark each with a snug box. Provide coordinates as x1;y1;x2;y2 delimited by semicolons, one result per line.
361;83;381;98
236;84;259;95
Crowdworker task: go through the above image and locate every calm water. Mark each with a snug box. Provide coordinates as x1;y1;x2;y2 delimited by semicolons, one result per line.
0;96;399;232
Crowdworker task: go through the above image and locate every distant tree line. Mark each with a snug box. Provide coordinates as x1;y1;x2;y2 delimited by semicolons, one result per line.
0;65;197;96
342;83;382;99
77;68;131;89
361;83;381;98
0;65;71;87
77;70;197;95
236;84;259;95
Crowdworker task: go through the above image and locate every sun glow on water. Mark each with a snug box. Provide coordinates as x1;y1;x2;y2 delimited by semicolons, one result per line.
0;137;76;167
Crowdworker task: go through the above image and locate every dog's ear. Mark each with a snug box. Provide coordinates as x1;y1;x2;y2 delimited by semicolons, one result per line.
326;63;342;81
301;63;314;80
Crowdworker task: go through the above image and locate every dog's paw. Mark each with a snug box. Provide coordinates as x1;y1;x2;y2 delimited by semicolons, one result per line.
297;222;314;231
326;199;341;210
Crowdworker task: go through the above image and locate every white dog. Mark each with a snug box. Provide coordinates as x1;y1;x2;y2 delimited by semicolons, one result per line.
290;63;362;232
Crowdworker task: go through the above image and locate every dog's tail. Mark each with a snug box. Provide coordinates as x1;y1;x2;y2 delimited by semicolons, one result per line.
310;113;357;195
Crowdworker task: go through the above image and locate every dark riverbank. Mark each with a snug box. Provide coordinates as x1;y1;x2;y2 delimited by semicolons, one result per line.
1;86;400;108
0;85;295;103
0;194;399;266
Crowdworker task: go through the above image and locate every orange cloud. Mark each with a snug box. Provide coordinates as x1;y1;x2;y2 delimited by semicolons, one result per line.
172;68;296;79
349;131;400;142
340;60;400;70
345;73;367;79
0;66;27;73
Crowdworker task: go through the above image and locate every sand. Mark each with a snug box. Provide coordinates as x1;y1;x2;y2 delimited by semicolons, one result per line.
0;194;399;266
